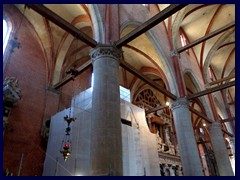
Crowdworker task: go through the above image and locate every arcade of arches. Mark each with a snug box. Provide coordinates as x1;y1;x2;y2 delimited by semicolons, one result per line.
3;4;235;176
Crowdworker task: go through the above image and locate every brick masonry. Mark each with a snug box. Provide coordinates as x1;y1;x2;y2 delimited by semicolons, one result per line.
3;5;91;176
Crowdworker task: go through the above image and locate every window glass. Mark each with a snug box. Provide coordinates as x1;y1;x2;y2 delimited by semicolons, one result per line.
3;19;11;54
120;86;130;102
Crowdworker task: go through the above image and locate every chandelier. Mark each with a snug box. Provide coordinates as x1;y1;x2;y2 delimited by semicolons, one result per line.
60;115;76;161
60;37;79;161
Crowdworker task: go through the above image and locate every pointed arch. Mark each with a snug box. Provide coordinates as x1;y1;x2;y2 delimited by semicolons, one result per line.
203;29;235;83
52;5;102;85
120;21;179;98
183;68;214;122
87;4;104;43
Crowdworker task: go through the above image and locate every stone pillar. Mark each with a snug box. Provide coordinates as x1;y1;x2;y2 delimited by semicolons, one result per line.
89;45;123;176
209;122;234;176
170;97;204;176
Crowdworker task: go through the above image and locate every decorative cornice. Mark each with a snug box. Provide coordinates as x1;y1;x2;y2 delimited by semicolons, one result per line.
158;154;182;166
90;45;122;63
170;97;188;110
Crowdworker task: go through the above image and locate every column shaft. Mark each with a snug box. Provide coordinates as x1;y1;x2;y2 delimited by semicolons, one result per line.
89;45;123;175
170;97;204;176
209;122;234;176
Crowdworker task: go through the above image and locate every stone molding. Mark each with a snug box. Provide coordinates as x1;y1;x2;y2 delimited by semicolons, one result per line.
159;155;182;167
90;45;122;63
170;97;188;110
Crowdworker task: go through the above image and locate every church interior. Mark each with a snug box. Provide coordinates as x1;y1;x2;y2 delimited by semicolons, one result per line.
3;4;235;176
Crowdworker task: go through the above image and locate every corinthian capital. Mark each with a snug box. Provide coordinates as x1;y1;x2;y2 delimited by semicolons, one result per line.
90;45;122;62
170;97;188;110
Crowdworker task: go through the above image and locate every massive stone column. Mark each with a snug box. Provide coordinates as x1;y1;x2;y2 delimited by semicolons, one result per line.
89;45;123;176
170;97;204;176
209;122;234;176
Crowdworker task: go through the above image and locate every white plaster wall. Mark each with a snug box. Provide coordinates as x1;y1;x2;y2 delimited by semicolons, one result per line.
42;108;75;176
121;100;160;176
43;89;92;176
43;89;160;176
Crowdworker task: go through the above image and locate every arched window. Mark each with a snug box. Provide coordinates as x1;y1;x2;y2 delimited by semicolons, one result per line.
3;19;11;55
179;28;189;54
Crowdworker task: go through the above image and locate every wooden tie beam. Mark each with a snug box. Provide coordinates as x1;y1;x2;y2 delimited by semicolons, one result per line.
221;117;235;123
188;80;235;100
120;60;177;100
115;4;187;48
209;74;235;86
222;129;234;137
26;4;97;47
188;106;212;123
177;21;235;53
145;104;168;114
53;60;92;89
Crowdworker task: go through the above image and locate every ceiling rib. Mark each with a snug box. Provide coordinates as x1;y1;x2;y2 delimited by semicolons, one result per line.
199;5;223;69
26;4;97;47
221;48;235;79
